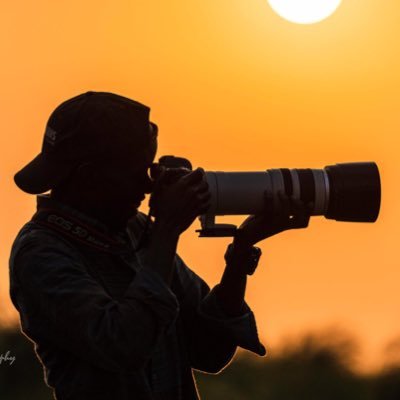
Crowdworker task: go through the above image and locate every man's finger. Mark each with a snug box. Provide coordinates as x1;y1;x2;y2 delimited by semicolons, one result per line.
291;197;313;217
195;180;210;194
277;191;291;217
289;213;310;229
180;168;205;185
263;191;274;216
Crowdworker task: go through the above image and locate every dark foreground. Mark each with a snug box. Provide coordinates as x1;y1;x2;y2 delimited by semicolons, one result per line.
1;325;399;400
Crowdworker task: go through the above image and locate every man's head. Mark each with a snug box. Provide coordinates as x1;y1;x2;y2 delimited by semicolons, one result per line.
15;91;158;229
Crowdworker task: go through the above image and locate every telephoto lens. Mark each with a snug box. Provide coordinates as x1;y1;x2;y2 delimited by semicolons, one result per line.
150;157;381;236
204;162;381;222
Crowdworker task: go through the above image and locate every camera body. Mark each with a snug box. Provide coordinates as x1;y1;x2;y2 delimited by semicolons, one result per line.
151;156;381;237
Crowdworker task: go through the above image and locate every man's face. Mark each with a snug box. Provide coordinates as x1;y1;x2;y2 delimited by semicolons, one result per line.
94;122;158;220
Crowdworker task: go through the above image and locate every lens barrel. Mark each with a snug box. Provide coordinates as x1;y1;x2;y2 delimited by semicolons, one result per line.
204;162;381;223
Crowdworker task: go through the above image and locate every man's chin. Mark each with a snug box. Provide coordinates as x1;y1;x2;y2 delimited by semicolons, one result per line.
115;205;138;221
127;205;139;218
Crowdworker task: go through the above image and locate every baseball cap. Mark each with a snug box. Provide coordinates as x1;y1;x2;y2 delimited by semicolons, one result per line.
14;91;157;194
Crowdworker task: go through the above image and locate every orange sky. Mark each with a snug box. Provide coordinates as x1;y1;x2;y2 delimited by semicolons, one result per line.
1;0;398;371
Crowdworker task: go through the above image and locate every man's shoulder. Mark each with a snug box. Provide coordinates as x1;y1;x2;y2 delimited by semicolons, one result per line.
11;220;79;263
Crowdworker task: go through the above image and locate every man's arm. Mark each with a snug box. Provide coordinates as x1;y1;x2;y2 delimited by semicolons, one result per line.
214;191;313;319
174;253;265;374
176;193;313;372
214;238;258;317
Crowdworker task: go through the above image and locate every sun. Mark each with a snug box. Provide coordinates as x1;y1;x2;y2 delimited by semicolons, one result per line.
268;0;342;25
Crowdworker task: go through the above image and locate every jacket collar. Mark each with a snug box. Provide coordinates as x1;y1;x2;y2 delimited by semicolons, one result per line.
32;195;133;254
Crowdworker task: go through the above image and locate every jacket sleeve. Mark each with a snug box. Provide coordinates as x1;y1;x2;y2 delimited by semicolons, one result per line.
174;254;266;374
10;228;179;373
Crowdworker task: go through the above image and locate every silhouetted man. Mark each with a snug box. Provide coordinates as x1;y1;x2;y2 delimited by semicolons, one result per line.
9;91;311;400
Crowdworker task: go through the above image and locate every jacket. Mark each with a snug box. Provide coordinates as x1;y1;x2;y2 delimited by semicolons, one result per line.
9;195;265;399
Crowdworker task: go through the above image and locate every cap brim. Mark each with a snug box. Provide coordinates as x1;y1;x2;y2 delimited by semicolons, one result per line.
14;153;72;194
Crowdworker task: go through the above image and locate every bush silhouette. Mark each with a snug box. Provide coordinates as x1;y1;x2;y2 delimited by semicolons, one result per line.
2;323;400;400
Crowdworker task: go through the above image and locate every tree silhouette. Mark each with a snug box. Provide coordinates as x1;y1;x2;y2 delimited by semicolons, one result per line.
2;323;400;400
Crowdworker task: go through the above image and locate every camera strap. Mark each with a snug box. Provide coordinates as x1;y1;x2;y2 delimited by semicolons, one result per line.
31;208;128;254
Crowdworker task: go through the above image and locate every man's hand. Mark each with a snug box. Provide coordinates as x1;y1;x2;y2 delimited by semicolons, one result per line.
234;191;313;248
149;167;211;235
217;191;312;319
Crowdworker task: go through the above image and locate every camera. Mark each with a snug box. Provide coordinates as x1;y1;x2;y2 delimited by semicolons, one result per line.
150;156;381;237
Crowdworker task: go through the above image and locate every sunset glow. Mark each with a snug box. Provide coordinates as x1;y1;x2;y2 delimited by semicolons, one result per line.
1;0;397;372
268;0;342;24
